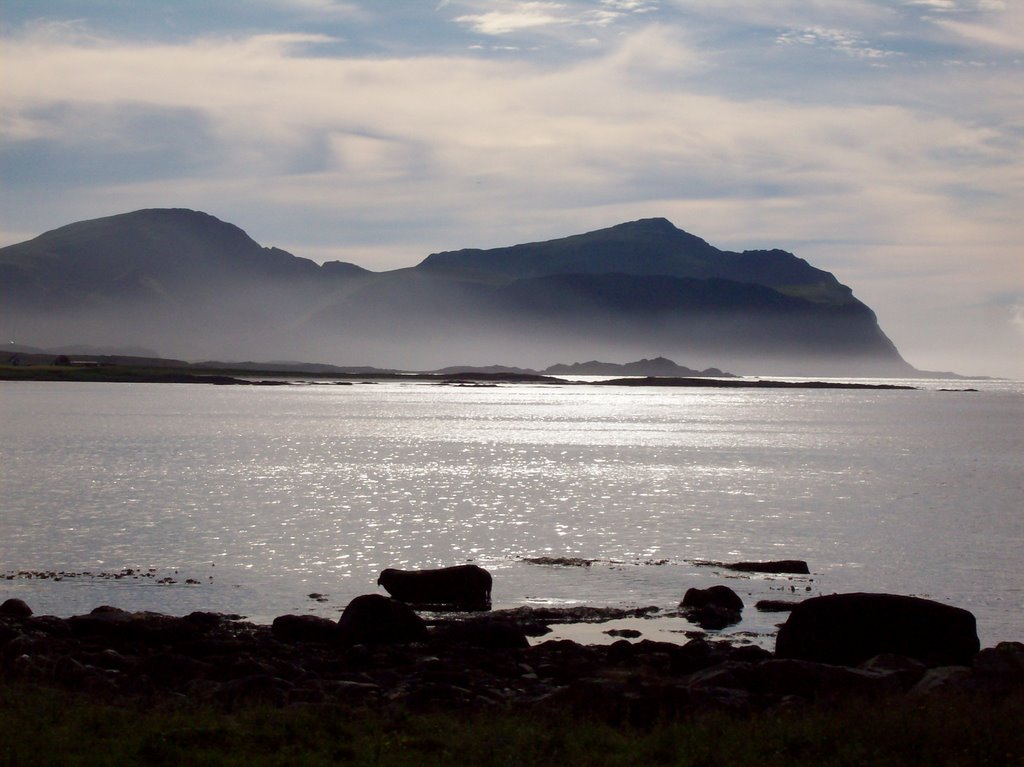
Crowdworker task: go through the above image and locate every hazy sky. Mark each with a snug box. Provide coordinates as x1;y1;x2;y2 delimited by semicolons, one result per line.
2;0;1022;377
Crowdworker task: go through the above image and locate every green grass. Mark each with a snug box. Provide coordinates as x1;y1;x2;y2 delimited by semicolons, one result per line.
1;682;1022;766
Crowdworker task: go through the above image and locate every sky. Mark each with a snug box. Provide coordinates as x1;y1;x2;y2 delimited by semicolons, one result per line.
1;0;1022;377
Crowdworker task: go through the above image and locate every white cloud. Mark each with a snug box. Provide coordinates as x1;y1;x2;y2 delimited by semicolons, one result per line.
451;0;656;37
931;16;1024;52
260;0;365;18
1011;303;1024;335
775;26;897;58
454;2;573;35
1;14;1022;375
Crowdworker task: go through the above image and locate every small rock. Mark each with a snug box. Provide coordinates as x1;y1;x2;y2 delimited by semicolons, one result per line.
604;628;642;639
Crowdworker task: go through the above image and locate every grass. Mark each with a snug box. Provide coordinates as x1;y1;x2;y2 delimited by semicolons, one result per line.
1;682;1022;766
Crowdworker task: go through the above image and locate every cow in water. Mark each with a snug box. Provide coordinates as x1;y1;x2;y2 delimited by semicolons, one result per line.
377;564;492;610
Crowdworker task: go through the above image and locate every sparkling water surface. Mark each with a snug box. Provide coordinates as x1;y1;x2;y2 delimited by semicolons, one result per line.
1;378;1021;646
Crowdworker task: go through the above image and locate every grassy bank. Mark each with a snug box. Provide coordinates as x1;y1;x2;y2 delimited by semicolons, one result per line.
1;682;1021;766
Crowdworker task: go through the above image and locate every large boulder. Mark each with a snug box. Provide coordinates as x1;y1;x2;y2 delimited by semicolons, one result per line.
0;598;32;618
337;594;427;645
272;614;339;643
775;593;979;667
680;585;743;630
377;565;492;610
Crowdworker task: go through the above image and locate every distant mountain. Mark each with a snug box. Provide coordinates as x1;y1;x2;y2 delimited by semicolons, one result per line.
0;209;916;375
420;217;853;306
543;357;730;377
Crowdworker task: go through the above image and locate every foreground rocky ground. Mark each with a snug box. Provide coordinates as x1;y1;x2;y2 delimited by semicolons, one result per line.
2;596;1022;725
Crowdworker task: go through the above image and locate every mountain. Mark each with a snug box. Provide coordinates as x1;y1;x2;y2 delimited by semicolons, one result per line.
0;209;915;375
543;357;729;377
420;217;852;306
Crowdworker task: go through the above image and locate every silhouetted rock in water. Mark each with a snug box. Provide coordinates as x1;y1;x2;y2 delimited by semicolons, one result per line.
0;599;32;618
272;614;339;643
682;586;744;611
725;560;810;574
377;564;492;611
337;594;428;645
755;600;800;612
775;593;980;667
523;556;595;567
680;585;743;630
604;629;643;640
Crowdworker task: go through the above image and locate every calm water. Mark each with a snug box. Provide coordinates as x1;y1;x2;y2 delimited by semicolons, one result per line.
1;378;1021;646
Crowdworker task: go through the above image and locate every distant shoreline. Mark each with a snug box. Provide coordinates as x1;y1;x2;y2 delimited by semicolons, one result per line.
0;363;921;390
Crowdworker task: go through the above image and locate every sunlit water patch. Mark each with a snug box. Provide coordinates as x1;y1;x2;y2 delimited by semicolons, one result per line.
0;379;1021;646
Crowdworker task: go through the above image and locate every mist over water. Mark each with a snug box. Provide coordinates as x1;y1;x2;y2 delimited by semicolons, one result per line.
1;379;1021;646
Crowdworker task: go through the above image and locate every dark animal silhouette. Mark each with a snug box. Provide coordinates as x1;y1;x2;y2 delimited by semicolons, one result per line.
377;564;492;610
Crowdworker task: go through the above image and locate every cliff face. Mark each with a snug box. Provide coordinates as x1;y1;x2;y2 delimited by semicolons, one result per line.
0;209;914;375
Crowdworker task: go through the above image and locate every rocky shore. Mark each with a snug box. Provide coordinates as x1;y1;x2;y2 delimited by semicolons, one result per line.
2;595;1021;724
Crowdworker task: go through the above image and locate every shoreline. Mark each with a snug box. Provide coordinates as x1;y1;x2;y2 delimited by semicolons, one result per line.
2;596;1021;716
0;362;921;389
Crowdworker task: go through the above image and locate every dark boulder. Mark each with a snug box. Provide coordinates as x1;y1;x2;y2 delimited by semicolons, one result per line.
377;565;492;610
775;592;980;667
0;598;32;618
682;585;744;611
755;599;800;612
431;618;529;649
680;585;743;629
67;606;194;642
726;560;810;574
337;594;428;645
272;614;339;643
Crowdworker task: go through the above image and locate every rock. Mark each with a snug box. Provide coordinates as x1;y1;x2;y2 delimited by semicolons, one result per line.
681;585;743;629
909;666;976;697
744;658;903;701
725;560;810;574
377;565;492;610
139;652;212;687
681;585;744;612
271;614;339;643
858;654;928;690
25;615;71;636
669;638;737;675
973;641;1024;679
337;594;428;645
755;600;800;612
970;642;1024;694
605;628;642;639
430;618;529;649
0;598;32;618
775;593;980;667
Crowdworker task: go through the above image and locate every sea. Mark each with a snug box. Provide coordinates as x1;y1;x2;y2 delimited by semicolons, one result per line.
1;376;1021;648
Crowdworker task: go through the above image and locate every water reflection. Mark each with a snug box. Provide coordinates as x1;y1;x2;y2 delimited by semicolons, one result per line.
0;380;1021;645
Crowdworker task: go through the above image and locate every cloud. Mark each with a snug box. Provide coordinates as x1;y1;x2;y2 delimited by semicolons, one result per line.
1011;303;1024;336
454;2;574;35
255;0;367;19
1;11;1022;375
451;0;656;38
775;26;898;59
930;16;1024;53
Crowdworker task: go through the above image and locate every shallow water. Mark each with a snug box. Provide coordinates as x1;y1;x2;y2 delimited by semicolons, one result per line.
1;378;1021;646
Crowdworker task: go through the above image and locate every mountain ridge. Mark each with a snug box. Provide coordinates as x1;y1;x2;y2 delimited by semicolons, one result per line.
0;208;915;375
